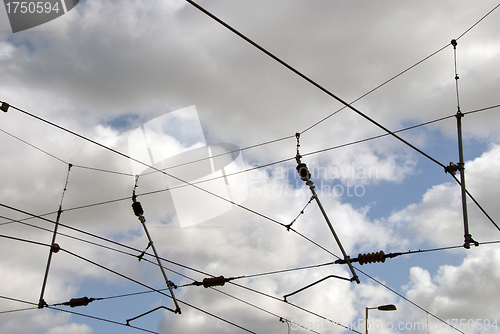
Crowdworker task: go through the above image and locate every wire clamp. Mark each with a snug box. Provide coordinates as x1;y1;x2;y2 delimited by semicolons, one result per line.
444;162;459;175
38;298;48;309
464;234;479;249
1;102;9;112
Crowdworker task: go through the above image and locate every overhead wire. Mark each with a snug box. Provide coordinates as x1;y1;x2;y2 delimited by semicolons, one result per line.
0;126;135;176
58;247;252;334
37;104;498;219
3;103;340;258
0;295;160;334
1;101;498;232
0;234;260;334
0;230;324;333
182;0;499;238
0;216;333;333
0;205;359;333
1;2;499;332
2;1;500;320
1;105;498;257
2;0;496;182
185;0;447;171
3;204;499;334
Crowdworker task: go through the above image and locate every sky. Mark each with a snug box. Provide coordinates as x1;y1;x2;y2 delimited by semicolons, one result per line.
1;1;500;333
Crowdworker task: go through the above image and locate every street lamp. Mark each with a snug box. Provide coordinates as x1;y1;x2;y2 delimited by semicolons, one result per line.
365;304;397;334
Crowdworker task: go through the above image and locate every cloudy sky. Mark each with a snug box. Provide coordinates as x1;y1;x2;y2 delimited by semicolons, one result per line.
1;1;500;333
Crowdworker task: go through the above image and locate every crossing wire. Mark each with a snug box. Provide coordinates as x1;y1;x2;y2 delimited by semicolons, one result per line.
1;105;498;247
1;4;499;333
0;230;323;334
3;207;499;334
0;295;159;334
2;217;473;334
185;0;445;170
1;105;499;331
2;103;338;258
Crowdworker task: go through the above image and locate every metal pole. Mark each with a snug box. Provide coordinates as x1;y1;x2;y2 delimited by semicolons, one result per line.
38;207;62;308
366;307;369;334
138;216;181;314
451;39;477;249
456;111;475;249
307;180;360;283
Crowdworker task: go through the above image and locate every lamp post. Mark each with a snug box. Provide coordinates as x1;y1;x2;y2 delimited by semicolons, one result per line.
365;304;397;334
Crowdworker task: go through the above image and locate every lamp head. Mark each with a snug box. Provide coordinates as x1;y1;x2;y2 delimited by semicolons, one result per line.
377;304;397;311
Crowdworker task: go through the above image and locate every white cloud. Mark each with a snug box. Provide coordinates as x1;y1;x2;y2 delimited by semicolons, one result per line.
1;1;499;333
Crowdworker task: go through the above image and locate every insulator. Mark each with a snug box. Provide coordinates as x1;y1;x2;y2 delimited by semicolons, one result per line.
132;201;144;217
51;243;60;253
202;276;226;288
67;297;94;308
296;163;311;181
358;251;385;265
1;102;9;113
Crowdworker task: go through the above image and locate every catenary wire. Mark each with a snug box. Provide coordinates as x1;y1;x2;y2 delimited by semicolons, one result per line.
0;230;320;333
1;100;497;222
185;0;446;171
0;207;358;333
60;247;254;334
450;174;500;232
2;5;497;179
4;103;342;256
0;4;496;332
0;295;159;334
1;105;498;248
0;211;487;332
0;4;497;196
0;218;334;334
0;126;135;176
355;267;465;334
2;105;498;254
4;209;498;334
0;128;68;164
301;3;500;134
1;107;498;332
455;3;500;40
67;103;500;214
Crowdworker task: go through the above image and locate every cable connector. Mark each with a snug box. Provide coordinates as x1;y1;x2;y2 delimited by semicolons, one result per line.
1;102;9;113
185;275;232;288
63;297;96;308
